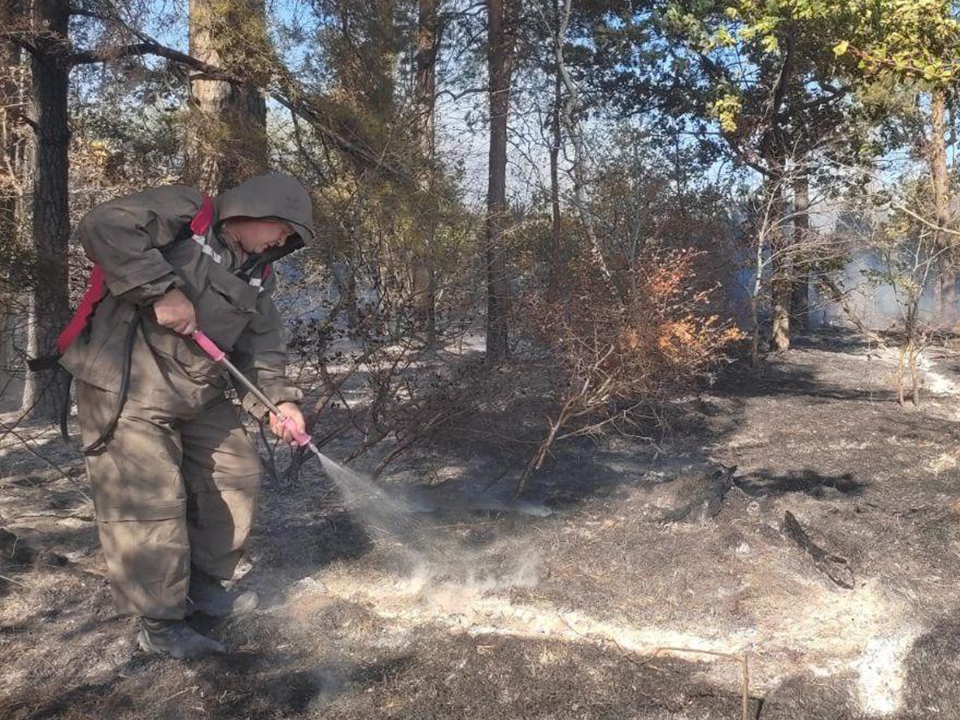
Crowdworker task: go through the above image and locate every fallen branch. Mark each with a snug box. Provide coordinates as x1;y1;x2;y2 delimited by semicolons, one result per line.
9;510;94;522
816;276;887;349
782;510;854;589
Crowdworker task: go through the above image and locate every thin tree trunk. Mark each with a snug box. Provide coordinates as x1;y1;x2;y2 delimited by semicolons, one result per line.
187;0;268;192
751;234;764;366
554;0;614;292
366;0;398;113
548;0;562;297
22;0;71;419
415;0;439;345
763;34;794;351
484;0;514;362
768;173;791;351
0;0;21;239
930;89;956;326
791;172;810;330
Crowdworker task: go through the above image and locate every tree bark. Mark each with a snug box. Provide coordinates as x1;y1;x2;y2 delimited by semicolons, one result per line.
930;89;956;326
484;0;515;362
414;0;439;345
791;172;810;330
0;0;21;241
763;33;794;351
22;0;71;418
187;0;268;192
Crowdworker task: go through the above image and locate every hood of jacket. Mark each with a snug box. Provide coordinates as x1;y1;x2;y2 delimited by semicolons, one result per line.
215;173;315;246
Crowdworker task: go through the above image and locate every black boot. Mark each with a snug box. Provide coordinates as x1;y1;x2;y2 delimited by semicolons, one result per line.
188;569;259;618
138;618;224;659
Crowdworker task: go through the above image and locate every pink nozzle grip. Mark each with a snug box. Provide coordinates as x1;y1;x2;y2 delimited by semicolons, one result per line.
279;414;311;446
192;331;225;362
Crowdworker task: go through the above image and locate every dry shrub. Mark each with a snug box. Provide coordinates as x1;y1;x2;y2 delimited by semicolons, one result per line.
516;247;743;495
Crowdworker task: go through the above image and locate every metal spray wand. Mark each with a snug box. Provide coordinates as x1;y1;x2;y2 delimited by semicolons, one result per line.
191;332;430;538
192;330;320;456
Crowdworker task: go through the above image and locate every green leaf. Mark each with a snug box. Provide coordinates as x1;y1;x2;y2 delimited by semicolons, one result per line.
833;40;849;57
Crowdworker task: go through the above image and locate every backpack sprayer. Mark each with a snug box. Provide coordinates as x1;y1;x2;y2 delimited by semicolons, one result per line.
31;195;305;455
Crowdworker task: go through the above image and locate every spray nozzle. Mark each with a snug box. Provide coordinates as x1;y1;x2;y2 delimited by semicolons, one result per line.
277;413;312;447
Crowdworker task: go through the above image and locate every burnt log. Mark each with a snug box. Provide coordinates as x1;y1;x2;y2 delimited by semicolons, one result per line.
782;510;854;589
660;465;738;524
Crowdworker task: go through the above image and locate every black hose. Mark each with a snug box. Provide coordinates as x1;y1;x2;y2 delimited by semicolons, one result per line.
59;373;72;443
81;306;142;455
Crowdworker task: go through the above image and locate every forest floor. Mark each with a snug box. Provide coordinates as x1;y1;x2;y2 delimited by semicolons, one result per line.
4;327;960;720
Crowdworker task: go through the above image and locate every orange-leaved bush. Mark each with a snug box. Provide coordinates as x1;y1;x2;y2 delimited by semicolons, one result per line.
533;247;741;407
515;246;742;494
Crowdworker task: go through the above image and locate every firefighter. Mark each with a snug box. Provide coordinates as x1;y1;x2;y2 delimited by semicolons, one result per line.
60;174;311;658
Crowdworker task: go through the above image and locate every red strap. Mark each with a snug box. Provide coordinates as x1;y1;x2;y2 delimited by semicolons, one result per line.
263;264;272;280
190;195;215;235
56;265;105;354
57;194;214;355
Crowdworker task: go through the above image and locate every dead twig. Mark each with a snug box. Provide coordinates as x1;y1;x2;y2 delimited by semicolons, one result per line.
257;423;279;484
0;423;92;505
162;686;200;703
653;648;752;720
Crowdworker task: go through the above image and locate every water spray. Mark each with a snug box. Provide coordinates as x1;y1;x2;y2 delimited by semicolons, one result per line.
192;332;536;596
192;330;426;537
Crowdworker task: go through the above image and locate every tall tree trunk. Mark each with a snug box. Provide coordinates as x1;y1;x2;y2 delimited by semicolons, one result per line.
791;172;810;330
22;0;71;418
0;0;24;392
414;0;439;345
484;0;514;362
187;0;268;192
368;0;398;115
547;0;562;298
763;33;794;351
0;0;21;239
930;89;956;326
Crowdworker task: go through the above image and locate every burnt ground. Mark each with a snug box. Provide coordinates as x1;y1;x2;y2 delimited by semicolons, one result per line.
4;328;960;719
